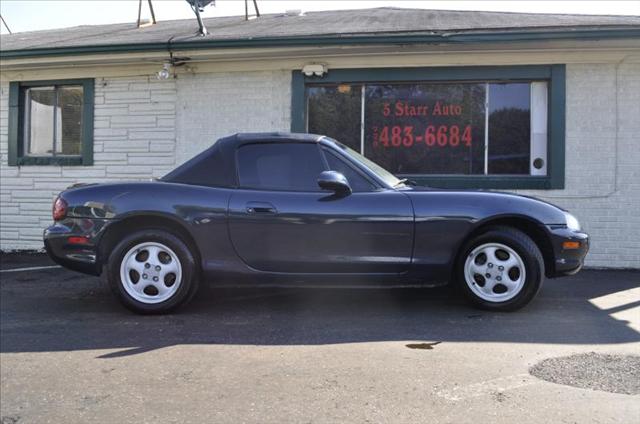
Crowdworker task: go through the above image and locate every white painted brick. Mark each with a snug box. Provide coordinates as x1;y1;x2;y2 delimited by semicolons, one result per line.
94;152;128;163
11;189;58;199
0;177;34;186
175;70;291;163
110;115;156;126
95;128;128;137
20;202;54;212
129;131;175;140
105;165;155;174
94;107;129;117
129;82;174;91
129;103;175;113
157;118;176;128
150;93;177;102
151;143;176;153
33;180;77;190
127;155;174;165
61;168;107;178
94;119;110;129
103;141;150;152
104;91;150;101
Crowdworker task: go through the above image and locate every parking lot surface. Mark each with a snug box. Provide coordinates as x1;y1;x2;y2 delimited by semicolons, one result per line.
1;253;639;424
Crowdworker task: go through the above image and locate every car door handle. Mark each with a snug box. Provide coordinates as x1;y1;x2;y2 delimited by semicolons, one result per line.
246;201;277;214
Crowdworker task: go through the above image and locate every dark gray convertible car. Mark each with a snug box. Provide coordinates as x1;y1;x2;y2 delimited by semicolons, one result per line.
45;133;588;313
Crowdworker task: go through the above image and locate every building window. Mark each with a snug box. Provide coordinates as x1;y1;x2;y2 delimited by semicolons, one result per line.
8;79;94;166
293;66;565;189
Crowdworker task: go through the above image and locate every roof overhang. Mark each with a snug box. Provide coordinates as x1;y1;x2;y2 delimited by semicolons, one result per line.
2;32;639;81
2;27;639;60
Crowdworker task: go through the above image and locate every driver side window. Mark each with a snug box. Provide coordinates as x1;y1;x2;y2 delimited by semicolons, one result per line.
237;143;325;192
322;148;377;192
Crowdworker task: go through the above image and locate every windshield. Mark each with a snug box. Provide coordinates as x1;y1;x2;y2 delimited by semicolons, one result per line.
328;139;403;188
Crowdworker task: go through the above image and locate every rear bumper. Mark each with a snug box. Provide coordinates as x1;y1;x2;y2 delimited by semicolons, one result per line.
43;218;109;276
548;227;589;277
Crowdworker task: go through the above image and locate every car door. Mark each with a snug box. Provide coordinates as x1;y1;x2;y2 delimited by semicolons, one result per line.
227;142;414;274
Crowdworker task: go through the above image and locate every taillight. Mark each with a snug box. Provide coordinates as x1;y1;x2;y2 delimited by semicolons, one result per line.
52;197;68;221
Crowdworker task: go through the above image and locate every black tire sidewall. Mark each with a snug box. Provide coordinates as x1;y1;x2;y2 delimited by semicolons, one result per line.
107;229;198;314
456;228;544;311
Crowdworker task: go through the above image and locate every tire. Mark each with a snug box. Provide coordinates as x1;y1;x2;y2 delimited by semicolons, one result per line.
455;226;544;312
106;229;199;314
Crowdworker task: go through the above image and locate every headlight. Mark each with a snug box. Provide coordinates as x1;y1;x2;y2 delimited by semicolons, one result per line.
564;212;581;232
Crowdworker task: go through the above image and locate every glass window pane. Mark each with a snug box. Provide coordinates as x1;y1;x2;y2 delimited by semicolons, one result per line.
322;148;375;192
57;86;83;156
237;143;325;191
488;83;531;175
307;84;361;152
364;83;486;175
25;87;55;155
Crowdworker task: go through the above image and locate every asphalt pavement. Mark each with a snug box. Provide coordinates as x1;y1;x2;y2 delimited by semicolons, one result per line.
1;253;639;424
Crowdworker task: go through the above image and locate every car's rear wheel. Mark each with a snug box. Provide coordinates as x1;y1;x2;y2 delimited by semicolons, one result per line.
107;229;199;314
456;226;544;311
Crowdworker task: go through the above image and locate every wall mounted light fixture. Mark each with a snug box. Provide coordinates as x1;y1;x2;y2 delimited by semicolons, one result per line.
156;63;171;80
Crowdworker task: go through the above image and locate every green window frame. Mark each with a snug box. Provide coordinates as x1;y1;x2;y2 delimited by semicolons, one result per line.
8;78;94;166
291;65;565;189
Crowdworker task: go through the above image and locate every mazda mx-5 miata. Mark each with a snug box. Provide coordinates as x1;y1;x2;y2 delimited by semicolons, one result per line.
45;133;588;313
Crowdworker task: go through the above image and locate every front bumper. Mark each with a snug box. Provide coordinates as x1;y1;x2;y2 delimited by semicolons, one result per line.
43;218;109;276
548;226;589;277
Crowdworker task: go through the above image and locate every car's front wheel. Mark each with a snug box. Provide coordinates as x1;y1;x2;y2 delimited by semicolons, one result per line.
456;226;544;311
107;229;199;314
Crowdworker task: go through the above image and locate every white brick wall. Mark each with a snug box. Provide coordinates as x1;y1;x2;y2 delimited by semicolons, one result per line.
0;65;638;268
0;76;177;249
175;70;291;165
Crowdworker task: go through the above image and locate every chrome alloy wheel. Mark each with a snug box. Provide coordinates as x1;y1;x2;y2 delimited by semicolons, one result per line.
119;242;183;304
463;242;526;303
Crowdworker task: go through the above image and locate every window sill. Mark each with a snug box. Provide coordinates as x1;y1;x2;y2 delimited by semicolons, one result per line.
16;156;85;166
404;175;563;190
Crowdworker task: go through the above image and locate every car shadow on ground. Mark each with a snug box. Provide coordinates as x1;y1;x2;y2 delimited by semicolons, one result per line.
1;254;639;358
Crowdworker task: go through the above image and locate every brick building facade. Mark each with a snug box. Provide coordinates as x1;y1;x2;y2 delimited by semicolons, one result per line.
1;9;639;268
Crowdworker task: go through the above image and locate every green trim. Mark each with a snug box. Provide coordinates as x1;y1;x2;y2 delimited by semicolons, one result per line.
548;65;566;189
300;65;553;83
291;64;566;190
402;176;552;190
8;78;95;167
291;72;306;133
16;156;84;166
8;78;93;87
82;80;95;166
2;28;639;59
8;82;19;166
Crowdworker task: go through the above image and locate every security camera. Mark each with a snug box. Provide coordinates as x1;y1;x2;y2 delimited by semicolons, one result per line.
302;64;327;77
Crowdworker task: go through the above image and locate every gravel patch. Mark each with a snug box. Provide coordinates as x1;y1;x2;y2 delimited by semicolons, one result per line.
530;352;640;395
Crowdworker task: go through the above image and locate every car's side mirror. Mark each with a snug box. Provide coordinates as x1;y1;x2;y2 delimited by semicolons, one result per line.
317;171;352;195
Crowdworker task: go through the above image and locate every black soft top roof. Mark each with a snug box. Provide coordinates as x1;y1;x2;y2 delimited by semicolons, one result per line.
162;132;326;187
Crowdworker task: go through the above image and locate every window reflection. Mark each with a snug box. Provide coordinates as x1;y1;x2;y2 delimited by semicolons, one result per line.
306;81;547;177
23;85;83;157
488;83;531;175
